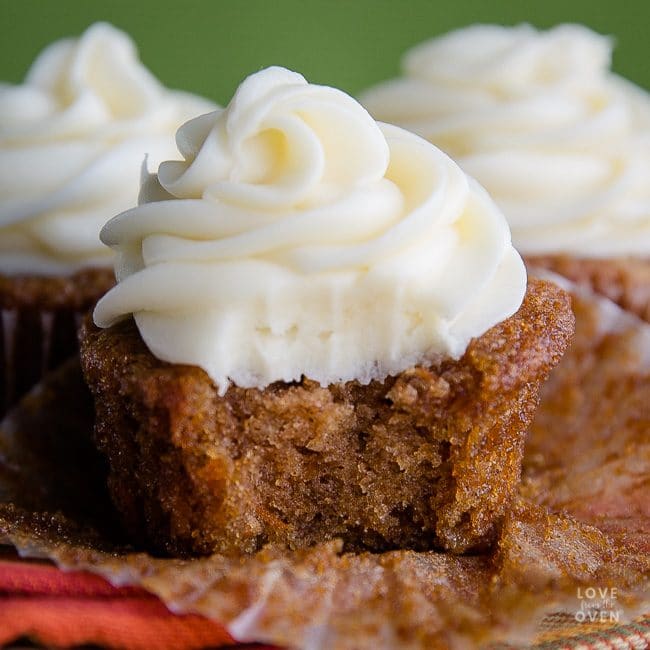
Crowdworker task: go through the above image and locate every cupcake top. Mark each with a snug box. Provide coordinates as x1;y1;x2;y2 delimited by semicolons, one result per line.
0;22;215;276
94;66;526;393
360;24;650;258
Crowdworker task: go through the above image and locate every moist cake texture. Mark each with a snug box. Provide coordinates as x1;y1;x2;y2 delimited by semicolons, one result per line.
80;278;574;557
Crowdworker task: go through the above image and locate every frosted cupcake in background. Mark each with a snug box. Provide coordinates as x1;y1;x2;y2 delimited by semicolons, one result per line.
360;24;650;320
0;22;215;415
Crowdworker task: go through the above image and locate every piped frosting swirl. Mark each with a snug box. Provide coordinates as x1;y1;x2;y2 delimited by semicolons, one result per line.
361;24;650;258
95;66;526;393
0;22;215;275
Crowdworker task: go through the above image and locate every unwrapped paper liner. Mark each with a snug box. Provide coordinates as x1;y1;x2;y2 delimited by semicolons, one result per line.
0;272;649;649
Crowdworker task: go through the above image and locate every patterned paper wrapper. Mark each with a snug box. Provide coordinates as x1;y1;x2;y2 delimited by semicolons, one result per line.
0;306;85;418
0;266;115;418
0;272;649;649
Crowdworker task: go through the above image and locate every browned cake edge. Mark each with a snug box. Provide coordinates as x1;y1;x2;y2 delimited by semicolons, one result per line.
527;254;650;322
0;267;115;311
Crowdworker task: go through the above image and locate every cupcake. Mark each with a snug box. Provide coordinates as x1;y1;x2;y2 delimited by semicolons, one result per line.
0;23;215;414
360;24;650;319
82;67;573;556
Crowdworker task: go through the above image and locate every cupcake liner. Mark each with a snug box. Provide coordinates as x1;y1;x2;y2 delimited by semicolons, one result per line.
1;306;83;418
523;268;650;550
0;309;18;416
0;276;649;649
0;266;115;419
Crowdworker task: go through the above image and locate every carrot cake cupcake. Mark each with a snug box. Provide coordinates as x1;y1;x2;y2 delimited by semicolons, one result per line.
0;22;214;414
82;67;574;556
361;24;650;319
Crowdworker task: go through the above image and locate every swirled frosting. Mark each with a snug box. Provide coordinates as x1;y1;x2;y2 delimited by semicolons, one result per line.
94;66;526;393
360;24;650;258
0;22;215;275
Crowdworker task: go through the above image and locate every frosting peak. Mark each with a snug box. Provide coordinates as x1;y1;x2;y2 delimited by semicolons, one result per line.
95;66;526;393
0;22;215;275
404;24;611;91
361;24;650;258
155;67;389;209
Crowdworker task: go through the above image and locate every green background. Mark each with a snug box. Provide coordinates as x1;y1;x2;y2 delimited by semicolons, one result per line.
1;0;649;105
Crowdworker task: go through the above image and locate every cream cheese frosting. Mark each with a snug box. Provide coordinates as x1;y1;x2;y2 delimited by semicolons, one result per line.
360;24;650;258
94;66;526;393
0;22;215;275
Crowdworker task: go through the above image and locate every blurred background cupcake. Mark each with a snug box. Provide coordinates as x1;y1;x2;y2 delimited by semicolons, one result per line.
0;22;214;415
360;23;650;319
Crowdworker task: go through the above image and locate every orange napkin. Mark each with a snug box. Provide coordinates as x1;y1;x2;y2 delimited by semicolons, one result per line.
0;557;277;649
